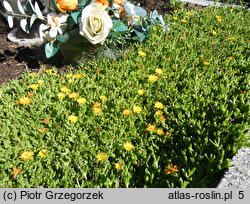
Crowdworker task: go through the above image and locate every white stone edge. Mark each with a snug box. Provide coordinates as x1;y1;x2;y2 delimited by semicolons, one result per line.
178;0;250;10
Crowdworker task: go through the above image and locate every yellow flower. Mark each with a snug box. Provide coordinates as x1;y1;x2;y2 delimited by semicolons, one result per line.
77;97;87;104
173;16;178;20
73;73;86;79
123;142;134;151
159;115;166;122
56;0;78;13
138;50;146;57
100;95;107;101
45;69;57;75
28;84;40;90
37;80;45;85
114;162;123;170
155;110;163;116
146;124;156;133
18;97;32;105
93;107;102;115
154;102;164;109
69;92;79;100
185;12;192;16
37;128;49;134
165;164;179;175
212;30;217;36
60;86;71;94
65;73;73;79
199;56;205;62
227;36;236;41
96;152;108;162
155;68;163;75
156;129;165;135
28;72;38;78
228;56;234;61
12;167;22;179
68;79;73;84
133;105;142;114
38;149;47;158
148;74;158;83
57;92;66;100
216;15;222;23
203;61;210;66
181;19;188;23
41;118;50;124
93;102;101;108
20;150;34;161
137;89;145;95
68;115;78;123
123;109;131;116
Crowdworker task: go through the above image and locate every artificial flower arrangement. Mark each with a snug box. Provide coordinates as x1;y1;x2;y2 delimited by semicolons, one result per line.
1;0;168;63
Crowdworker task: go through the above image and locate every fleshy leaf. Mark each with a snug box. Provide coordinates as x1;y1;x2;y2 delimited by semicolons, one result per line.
3;0;14;13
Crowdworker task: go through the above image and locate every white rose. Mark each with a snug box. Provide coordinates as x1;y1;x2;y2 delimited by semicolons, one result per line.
79;4;113;45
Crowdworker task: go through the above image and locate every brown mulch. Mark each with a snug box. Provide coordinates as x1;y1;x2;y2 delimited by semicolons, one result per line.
0;0;171;85
0;17;67;84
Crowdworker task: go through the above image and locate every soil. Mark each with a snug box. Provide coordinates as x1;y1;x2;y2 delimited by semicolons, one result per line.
0;16;67;84
0;0;172;84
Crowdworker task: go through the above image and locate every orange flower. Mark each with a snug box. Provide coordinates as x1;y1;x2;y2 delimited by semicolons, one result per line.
55;0;78;13
146;124;156;133
12;167;22;179
93;102;101;108
165;164;179;175
114;0;124;6
94;0;110;8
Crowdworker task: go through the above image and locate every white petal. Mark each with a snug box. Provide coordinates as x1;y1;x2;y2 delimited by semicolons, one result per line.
49;28;58;38
57;14;69;23
39;24;49;40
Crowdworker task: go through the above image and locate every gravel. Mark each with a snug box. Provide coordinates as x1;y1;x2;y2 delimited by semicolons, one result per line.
217;148;250;188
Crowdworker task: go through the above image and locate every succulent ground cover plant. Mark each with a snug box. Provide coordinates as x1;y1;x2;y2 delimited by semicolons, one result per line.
0;1;249;188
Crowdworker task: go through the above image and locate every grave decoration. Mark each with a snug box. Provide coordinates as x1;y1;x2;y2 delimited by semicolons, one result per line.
1;0;168;64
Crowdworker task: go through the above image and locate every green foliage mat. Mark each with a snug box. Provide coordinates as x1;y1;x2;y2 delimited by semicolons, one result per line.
0;5;249;187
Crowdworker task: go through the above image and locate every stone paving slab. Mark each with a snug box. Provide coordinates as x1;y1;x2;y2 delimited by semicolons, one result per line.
179;0;250;10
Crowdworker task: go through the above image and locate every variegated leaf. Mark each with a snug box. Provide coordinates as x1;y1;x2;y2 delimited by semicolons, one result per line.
7;15;14;28
20;19;29;33
3;0;14;13
17;0;26;14
34;2;44;20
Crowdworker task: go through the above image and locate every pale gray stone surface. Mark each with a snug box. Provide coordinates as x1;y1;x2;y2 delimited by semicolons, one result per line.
218;148;250;188
7;28;43;47
179;0;250;10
